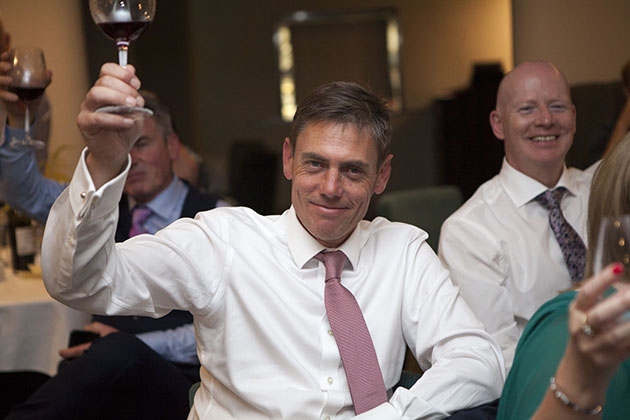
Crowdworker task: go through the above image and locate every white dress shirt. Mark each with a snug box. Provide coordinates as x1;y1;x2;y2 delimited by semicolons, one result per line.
42;149;504;420
438;158;592;371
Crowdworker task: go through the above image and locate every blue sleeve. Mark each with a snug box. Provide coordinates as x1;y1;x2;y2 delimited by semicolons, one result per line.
135;323;198;364
0;126;66;223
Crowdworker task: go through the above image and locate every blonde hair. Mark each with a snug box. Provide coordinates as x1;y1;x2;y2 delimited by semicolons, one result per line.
585;132;630;277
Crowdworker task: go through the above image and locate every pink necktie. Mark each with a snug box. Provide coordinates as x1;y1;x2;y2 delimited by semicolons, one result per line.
316;251;388;414
129;206;152;238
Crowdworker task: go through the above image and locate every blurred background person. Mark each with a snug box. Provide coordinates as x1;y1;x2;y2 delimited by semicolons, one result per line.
439;61;591;371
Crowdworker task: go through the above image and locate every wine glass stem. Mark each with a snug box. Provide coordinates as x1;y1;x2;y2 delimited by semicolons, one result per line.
24;104;30;139
118;42;129;67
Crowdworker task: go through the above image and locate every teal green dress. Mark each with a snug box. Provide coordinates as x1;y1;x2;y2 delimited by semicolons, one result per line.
497;291;630;419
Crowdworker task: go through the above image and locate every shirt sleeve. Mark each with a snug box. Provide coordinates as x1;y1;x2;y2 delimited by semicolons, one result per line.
42;148;224;319
438;215;519;370
0;125;66;223
387;240;505;418
136;323;198;364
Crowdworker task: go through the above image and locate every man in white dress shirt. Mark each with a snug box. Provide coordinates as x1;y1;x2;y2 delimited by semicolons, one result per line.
41;63;504;420
438;61;593;372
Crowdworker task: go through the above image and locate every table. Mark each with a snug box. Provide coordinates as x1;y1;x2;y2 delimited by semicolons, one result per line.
0;255;90;375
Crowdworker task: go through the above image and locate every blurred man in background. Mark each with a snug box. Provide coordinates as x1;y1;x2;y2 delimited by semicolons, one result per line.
439;61;592;372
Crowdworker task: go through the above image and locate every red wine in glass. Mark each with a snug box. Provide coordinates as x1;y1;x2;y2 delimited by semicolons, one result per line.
96;21;151;45
89;0;155;116
8;86;47;102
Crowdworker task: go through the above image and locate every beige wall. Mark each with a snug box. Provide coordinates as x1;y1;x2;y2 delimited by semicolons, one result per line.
402;0;512;108
188;0;513;152
0;0;89;181
513;0;630;84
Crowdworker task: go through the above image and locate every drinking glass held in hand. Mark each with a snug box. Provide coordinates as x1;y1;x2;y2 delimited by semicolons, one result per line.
594;215;630;280
89;0;155;116
7;46;50;149
593;215;630;320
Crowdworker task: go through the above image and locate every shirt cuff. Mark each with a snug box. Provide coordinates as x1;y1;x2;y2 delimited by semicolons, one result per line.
135;326;198;364
68;147;131;220
136;330;167;356
351;403;399;420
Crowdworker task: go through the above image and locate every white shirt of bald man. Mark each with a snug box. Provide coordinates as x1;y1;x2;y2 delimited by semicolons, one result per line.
439;158;593;370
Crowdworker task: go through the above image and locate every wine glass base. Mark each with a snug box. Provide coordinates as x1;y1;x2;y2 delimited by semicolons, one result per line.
9;138;46;150
95;105;154;119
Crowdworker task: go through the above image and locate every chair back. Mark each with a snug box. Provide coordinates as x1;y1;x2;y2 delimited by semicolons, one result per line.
375;185;463;251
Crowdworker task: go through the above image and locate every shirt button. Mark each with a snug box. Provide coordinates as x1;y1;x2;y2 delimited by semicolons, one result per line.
325;417;331;420
80;191;87;199
328;329;334;336
327;377;333;384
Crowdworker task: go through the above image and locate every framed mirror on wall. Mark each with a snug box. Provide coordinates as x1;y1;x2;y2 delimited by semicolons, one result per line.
274;8;403;122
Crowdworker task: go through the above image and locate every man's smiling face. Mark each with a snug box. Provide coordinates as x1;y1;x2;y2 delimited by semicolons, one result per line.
283;121;391;248
490;62;576;185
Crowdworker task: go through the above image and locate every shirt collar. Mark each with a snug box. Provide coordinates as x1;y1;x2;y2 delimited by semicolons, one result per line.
285;206;362;271
128;175;184;220
498;158;576;208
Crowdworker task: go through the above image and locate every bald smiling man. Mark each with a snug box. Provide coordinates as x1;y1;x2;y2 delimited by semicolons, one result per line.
438;61;594;372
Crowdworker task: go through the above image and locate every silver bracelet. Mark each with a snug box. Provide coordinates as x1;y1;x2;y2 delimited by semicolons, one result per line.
549;377;603;415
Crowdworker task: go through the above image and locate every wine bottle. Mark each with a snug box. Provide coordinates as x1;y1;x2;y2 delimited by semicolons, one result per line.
7;208;35;271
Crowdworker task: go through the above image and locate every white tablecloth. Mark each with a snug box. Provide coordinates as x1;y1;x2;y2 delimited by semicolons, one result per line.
0;257;90;375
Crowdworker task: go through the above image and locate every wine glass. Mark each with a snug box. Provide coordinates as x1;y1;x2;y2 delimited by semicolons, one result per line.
593;215;630;280
7;46;50;149
593;215;630;319
89;0;155;116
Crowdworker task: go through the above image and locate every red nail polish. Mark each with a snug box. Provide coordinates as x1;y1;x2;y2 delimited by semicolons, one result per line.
613;263;624;274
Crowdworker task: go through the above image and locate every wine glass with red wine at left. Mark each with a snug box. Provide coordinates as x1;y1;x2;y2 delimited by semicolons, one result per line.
89;0;155;116
8;46;50;149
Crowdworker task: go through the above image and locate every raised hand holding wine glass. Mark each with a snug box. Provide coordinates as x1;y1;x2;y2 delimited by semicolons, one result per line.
89;0;155;116
7;46;50;149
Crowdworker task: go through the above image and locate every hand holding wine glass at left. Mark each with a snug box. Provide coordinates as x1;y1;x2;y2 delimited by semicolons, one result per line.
0;46;51;149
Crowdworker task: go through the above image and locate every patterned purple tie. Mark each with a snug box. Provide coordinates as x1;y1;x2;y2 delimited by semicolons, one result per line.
535;187;586;282
316;251;388;414
129;206;152;238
